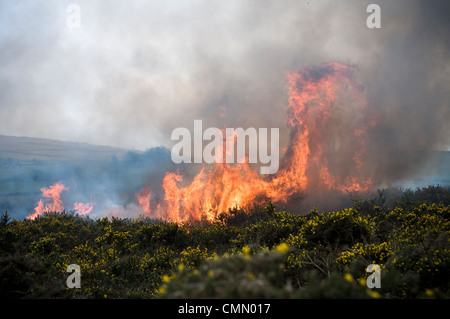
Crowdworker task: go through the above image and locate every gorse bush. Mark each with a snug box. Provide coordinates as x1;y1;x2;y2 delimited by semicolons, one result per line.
0;186;449;299
157;245;294;299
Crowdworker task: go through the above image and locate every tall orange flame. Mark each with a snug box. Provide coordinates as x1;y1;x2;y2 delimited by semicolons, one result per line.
27;182;94;219
136;186;152;215
137;62;375;223
27;182;68;220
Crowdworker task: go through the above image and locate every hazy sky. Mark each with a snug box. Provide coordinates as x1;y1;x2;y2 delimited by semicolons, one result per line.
0;0;449;152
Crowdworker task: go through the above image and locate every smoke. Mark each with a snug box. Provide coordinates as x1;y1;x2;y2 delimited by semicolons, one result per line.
354;0;450;186
0;1;449;217
1;147;174;220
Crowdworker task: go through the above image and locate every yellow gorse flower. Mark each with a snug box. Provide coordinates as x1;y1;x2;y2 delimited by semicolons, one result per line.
162;275;171;283
275;243;289;253
425;289;434;297
156;286;166;295
344;273;353;283
366;289;381;299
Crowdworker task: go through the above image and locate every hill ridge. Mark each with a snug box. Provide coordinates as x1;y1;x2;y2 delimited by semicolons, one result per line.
0;135;130;161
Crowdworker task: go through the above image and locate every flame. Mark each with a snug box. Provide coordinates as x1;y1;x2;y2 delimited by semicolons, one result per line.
138;62;375;223
281;62;374;194
27;182;68;220
73;202;94;216
27;181;94;219
151;164;272;223
136;186;152;215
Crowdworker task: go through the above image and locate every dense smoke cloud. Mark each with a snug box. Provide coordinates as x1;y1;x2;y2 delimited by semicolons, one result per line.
0;0;449;196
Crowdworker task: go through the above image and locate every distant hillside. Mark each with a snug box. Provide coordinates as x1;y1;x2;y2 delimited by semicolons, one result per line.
0;135;173;220
0;135;129;162
397;150;450;188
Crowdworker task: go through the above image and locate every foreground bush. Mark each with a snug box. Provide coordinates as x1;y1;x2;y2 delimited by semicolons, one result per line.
0;186;449;298
157;245;293;298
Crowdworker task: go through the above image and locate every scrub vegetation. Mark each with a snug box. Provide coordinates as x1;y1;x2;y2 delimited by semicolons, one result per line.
1;186;449;299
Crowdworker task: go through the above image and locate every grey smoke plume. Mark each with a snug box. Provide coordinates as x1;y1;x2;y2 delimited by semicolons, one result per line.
0;0;449;194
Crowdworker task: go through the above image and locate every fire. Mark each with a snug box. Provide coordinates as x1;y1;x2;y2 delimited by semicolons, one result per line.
137;62;376;223
73;202;94;216
27;182;94;220
136;186;152;214
144;164;272;223
280;62;374;194
27;182;68;220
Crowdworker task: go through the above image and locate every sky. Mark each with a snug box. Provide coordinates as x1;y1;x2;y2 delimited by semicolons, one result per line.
0;0;449;153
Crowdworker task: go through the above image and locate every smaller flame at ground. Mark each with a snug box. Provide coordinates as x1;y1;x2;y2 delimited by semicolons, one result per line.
27;182;94;220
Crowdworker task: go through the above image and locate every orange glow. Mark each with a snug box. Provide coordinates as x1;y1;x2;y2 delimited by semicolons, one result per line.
73;202;94;216
136;186;152;215
27;182;68;220
137;62;375;223
27;182;94;219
